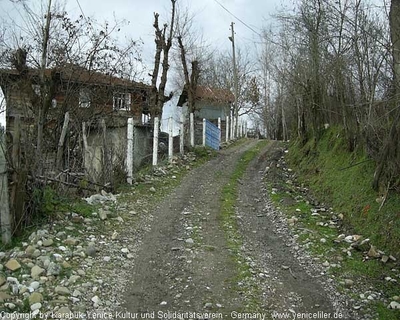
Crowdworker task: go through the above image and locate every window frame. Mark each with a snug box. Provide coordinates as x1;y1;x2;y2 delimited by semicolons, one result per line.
79;88;91;108
113;92;131;111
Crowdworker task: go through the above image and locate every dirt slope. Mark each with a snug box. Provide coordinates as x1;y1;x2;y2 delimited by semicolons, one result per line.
120;140;258;315
114;140;355;319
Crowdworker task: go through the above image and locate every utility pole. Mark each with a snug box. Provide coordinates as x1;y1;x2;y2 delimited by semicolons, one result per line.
229;22;239;138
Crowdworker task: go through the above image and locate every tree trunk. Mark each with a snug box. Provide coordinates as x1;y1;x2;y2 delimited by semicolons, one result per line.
36;0;52;174
150;13;163;118
177;35;199;113
156;0;176;115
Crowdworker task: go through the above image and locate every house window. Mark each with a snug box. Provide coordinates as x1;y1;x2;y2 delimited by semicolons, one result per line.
79;88;91;108
113;92;131;111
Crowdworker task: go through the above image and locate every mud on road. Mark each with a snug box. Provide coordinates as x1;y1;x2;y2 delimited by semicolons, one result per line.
104;140;356;319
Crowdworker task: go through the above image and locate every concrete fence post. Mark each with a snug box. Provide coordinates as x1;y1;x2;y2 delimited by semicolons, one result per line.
168;117;173;162
180;112;184;155
230;113;234;140
190;113;194;147
127;118;134;184
226;116;229;142
218;117;221;145
152;117;159;167
202;118;206;147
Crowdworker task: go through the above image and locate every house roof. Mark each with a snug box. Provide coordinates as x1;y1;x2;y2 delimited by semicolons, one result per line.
195;86;234;103
177;85;234;107
0;65;151;91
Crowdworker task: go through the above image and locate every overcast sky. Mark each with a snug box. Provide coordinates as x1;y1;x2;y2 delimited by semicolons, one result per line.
0;0;288;127
68;0;285;66
0;0;287;70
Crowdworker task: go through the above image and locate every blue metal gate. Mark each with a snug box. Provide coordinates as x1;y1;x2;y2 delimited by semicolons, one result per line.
205;119;221;150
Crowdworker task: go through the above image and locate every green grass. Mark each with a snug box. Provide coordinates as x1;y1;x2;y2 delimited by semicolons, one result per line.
268;127;400;319
288;127;400;258
219;140;269;312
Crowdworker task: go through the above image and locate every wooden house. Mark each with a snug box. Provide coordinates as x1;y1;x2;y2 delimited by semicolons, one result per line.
0;65;154;182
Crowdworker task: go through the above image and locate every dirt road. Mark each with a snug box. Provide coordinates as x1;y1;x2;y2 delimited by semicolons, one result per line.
114;141;354;319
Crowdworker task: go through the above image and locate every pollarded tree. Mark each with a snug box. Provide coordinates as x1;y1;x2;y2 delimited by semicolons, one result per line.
149;0;177;118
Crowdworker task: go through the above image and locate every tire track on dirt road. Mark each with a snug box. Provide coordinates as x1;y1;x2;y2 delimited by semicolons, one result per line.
235;142;356;319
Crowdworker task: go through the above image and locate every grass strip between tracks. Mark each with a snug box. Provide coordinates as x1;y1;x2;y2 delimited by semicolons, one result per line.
219;140;269;312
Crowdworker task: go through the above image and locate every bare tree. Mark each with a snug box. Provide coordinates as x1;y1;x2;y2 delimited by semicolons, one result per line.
149;0;177;118
372;0;400;190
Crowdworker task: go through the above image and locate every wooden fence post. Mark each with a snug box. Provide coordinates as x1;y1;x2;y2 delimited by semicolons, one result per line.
10;116;24;235
100;119;110;183
190;113;194;147
152;117;159;167
0;126;11;244
180;112;184;155
56;112;70;170
127;118;134;185
168;117;173;162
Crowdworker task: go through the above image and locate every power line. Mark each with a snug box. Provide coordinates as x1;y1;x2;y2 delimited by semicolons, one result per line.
75;0;86;19
213;0;263;37
75;0;95;34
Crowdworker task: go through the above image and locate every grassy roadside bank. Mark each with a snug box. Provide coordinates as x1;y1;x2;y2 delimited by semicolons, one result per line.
288;128;400;259
219;140;269;312
266;128;400;319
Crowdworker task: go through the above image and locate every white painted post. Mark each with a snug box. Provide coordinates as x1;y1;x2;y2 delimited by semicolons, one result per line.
127;118;134;184
218;117;221;146
0;127;11;244
231;116;235;140
202;118;206;147
168;117;173;162
235;118;238;139
180;112;184;155
245;122;248;138
152;117;159;167
190;113;194;147
226;116;229;142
